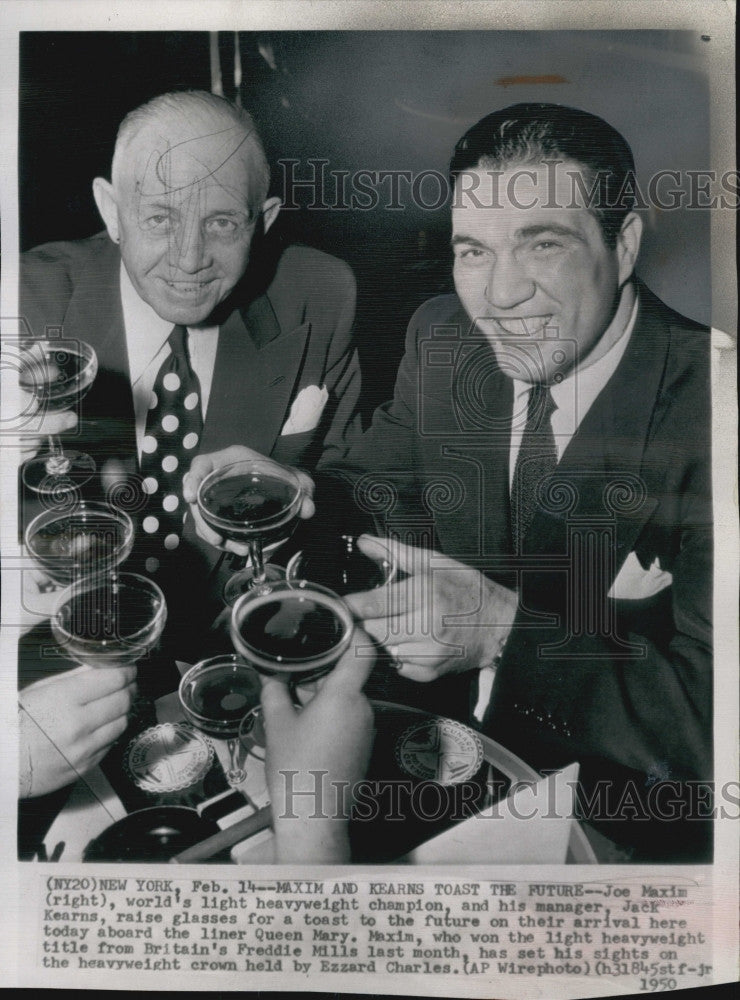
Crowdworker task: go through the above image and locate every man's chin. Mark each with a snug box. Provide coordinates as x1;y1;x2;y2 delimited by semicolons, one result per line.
489;338;575;385
148;290;222;327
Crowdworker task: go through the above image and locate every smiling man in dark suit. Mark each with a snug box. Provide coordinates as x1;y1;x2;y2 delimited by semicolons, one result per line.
326;103;712;859
18;89;361;808
185;102;714;859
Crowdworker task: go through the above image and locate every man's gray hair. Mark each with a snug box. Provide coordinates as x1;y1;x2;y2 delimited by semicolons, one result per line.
111;90;270;207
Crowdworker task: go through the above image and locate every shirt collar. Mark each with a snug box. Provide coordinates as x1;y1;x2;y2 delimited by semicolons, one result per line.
120;262;174;385
512;288;640;416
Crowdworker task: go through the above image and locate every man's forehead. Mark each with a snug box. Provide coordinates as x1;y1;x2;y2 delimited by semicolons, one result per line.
452;161;603;238
121;120;253;193
454;160;596;211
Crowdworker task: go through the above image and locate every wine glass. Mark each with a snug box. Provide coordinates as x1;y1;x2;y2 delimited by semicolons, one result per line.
286;533;395;596
179;654;261;785
230;580;354;690
51;572;167;668
25;501;135;587
197;458;304;606
19;339;98;493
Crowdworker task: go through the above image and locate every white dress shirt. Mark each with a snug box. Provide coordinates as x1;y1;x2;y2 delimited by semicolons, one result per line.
508;294;640;487
474;292;640;723
120;264;219;461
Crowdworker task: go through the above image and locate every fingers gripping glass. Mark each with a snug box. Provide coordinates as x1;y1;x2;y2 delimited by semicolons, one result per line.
196;458;304;605
19;339;98;494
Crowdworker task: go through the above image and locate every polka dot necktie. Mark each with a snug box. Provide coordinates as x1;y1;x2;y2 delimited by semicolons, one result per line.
139;324;203;575
511;384;558;552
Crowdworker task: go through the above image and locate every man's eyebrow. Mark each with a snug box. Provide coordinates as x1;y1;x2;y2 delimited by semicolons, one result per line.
138;200;175;212
515;223;586;242
450;234;490;249
451;224;586;249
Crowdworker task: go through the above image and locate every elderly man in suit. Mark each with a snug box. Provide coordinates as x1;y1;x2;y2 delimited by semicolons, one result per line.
18;89;361;807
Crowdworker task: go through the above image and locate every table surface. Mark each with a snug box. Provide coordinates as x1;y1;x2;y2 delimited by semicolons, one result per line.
38;691;596;865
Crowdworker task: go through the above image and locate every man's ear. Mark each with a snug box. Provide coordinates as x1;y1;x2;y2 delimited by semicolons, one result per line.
616;211;643;285
261;196;281;235
92;178;120;243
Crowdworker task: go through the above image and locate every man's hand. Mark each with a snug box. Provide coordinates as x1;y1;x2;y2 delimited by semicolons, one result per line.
19;408;78;462
182;445;316;555
19;665;137;798
261;631;376;862
345;535;518;683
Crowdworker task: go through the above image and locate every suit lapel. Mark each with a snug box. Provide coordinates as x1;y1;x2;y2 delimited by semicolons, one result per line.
420;302;515;562
60;240;138;463
200;292;311;457
523;286;669;566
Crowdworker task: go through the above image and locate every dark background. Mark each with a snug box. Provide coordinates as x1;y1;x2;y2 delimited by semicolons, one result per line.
20;30;713;418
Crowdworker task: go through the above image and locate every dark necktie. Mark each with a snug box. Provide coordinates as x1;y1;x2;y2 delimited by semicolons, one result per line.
511;384;558;551
139;324;203;575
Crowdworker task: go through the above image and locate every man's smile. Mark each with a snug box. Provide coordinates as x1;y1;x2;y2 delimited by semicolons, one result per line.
162;278;217;294
488;314;554;337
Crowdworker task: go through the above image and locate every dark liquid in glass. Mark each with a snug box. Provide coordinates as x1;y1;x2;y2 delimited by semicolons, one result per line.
59;583;157;644
298;545;387;595
19;347;90;412
201;473;299;544
186;667;261;735
240;596;345;660
29;516;127;581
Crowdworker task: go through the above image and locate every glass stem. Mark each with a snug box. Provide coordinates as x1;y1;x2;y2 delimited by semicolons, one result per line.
248;539;266;586
226;738;246;784
45;434;70;475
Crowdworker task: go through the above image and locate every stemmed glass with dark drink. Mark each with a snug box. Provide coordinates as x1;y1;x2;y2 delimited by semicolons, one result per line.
286;533;395;596
19;339;98;493
230;580;354;688
25;501;135;587
197;458;304;605
178;654;261;785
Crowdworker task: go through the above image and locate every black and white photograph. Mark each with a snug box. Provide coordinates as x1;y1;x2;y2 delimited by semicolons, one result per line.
1;1;736;995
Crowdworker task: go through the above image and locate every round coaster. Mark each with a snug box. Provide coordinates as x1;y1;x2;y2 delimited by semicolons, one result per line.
124;723;214;794
395;718;484;785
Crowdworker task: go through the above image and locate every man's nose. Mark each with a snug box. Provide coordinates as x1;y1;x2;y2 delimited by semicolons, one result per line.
169;211;211;273
484;255;535;310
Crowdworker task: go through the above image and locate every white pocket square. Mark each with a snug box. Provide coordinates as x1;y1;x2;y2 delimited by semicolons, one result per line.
280;384;328;436
608;552;673;601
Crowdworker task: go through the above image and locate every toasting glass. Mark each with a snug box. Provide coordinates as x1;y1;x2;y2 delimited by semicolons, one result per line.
51;572;167;668
197;458;303;605
230;579;354;688
25;501;134;587
19;339;98;494
286;533;395;595
178;654;261;785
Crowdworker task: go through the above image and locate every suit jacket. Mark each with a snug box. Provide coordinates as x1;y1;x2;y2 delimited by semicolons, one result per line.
327;284;712;799
20;232;362;666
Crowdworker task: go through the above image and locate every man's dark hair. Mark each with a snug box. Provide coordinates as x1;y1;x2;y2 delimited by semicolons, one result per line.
449;103;637;247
